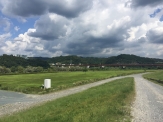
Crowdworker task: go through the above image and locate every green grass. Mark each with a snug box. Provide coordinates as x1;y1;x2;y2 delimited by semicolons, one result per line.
0;77;135;122
143;70;163;85
0;70;144;94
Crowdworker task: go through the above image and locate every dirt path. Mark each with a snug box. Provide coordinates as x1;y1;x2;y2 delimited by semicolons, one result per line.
132;74;163;122
1;73;163;121
0;74;131;117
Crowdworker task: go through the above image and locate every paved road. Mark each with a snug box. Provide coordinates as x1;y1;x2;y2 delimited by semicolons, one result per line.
1;73;163;122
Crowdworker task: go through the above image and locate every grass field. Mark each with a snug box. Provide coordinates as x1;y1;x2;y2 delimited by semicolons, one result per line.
143;70;163;85
0;70;144;94
0;77;135;122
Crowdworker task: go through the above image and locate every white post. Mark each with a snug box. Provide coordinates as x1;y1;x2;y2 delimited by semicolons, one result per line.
44;79;51;89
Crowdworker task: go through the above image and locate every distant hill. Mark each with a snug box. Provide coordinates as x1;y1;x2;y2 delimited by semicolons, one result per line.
28;57;51;61
0;54;50;68
1;54;163;68
47;55;107;64
105;54;163;64
47;54;163;65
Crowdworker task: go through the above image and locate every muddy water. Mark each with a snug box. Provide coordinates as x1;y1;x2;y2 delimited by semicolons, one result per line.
0;90;35;106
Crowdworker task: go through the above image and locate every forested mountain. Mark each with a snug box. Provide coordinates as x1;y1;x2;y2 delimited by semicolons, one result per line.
105;54;163;64
48;54;163;65
0;54;163;69
48;55;107;64
0;54;49;68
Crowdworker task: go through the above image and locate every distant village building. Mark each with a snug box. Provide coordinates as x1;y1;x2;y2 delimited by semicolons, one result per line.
122;66;126;69
49;63;55;67
55;62;62;65
101;66;105;68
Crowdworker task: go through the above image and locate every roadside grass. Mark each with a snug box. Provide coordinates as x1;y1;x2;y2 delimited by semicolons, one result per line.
143;70;163;85
0;70;143;94
0;77;135;122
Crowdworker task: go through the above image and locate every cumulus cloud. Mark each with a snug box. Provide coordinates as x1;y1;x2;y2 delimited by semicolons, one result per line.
14;26;20;31
131;0;163;7
28;14;69;40
0;16;10;31
47;0;93;18
0;0;163;58
146;27;163;44
0;0;93;18
0;33;11;53
0;33;11;40
0;0;46;17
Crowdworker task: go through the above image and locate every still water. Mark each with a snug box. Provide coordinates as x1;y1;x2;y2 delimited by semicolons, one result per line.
0;90;35;106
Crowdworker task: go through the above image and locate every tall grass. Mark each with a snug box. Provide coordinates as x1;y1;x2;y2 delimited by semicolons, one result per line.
143;70;163;84
0;77;134;122
0;70;143;94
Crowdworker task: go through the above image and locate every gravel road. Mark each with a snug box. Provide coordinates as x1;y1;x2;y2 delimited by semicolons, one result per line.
0;75;129;117
1;73;163;122
132;74;163;122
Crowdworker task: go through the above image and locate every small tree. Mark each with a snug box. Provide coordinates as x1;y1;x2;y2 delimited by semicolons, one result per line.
83;67;88;74
17;66;24;73
36;66;43;72
11;66;17;72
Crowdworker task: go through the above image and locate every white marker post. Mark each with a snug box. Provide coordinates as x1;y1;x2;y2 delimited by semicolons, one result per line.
44;79;51;89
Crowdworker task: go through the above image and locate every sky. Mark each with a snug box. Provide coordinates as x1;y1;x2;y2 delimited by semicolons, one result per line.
0;0;163;58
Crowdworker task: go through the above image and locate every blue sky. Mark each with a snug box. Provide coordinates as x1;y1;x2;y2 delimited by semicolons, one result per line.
10;17;38;38
0;0;163;59
150;8;163;21
150;8;162;18
0;11;37;38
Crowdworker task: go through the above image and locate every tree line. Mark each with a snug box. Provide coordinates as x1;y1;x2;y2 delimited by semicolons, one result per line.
47;54;163;65
0;54;49;68
0;54;162;74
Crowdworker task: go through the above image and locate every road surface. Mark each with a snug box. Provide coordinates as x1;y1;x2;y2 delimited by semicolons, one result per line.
132;74;163;122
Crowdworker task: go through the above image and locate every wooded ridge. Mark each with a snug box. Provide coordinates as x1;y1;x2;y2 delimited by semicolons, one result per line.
0;54;163;68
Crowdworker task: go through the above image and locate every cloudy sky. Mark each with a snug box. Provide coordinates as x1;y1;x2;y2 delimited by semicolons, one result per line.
0;0;163;58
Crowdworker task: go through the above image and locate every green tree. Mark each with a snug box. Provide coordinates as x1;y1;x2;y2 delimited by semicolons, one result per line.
83;67;88;74
11;66;17;72
17;66;24;73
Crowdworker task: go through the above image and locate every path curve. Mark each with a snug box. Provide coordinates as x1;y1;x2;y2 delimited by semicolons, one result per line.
0;74;134;117
1;73;163;121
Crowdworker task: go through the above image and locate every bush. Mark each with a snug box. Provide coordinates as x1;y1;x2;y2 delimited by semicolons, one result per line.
0;66;11;74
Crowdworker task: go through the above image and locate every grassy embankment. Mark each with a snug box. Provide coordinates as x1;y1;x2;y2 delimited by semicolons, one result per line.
143;70;163;85
0;77;135;122
0;70;144;94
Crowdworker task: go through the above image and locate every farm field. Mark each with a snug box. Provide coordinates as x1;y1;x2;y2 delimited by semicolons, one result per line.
143;70;163;85
0;70;144;94
0;77;134;122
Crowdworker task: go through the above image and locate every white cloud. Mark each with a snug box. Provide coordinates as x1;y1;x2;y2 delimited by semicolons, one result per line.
52;44;61;50
0;33;11;40
35;45;44;51
14;26;20;31
0;16;11;31
0;0;163;58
